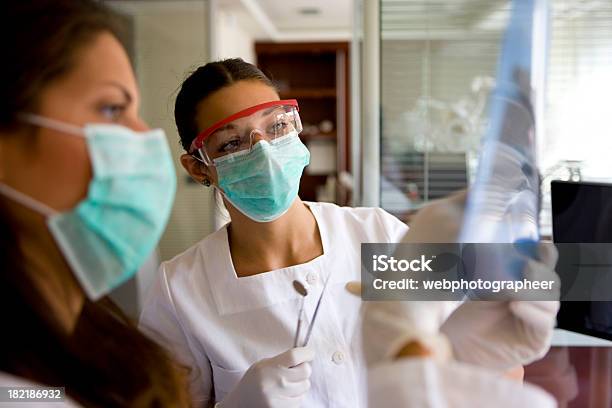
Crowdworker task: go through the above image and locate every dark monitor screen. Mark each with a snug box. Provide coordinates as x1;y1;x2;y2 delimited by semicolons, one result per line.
552;181;612;243
552;180;612;341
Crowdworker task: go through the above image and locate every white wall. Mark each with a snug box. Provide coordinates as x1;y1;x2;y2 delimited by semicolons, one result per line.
105;0;214;317
216;7;257;62
109;0;215;260
106;1;216;310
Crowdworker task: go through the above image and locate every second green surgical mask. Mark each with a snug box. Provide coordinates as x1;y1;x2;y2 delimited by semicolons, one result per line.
215;132;310;222
0;114;177;300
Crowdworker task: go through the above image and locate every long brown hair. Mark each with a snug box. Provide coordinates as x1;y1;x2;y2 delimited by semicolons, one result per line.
0;1;190;406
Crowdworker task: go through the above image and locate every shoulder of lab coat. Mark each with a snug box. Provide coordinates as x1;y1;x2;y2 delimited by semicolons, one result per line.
368;358;556;408
140;203;407;321
0;371;82;407
139;239;216;406
305;201;409;243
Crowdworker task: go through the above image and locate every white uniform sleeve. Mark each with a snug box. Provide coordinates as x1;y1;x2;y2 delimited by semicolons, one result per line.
374;208;409;242
368;359;556;408
139;264;213;407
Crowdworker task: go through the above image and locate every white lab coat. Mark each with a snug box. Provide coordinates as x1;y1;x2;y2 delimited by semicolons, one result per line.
140;202;408;407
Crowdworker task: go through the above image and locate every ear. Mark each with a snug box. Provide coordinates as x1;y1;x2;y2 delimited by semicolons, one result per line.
180;154;212;185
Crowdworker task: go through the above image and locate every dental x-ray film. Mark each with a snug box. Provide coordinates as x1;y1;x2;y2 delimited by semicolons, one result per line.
461;0;550;244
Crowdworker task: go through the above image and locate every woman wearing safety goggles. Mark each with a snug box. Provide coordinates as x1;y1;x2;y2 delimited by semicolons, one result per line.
190;98;307;222
140;58;560;408
139;58;408;408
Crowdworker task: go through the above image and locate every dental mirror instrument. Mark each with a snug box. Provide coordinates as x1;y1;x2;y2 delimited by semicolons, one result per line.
302;271;332;347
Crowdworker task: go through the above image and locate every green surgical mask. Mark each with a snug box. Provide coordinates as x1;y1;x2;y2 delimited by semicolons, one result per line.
215;132;310;222
0;114;176;300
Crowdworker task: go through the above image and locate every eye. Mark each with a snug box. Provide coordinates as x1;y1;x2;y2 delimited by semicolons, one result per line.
219;137;242;153
271;120;289;133
99;104;127;121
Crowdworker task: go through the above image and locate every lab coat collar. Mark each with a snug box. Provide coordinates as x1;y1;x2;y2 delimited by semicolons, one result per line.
204;202;334;316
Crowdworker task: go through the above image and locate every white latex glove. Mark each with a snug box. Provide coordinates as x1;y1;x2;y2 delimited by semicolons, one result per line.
402;190;466;244
346;283;453;367
362;300;453;366
343;192;466;367
219;347;314;408
441;243;560;370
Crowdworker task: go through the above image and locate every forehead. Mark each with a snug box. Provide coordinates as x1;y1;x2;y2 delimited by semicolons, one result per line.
74;33;135;86
38;32;139;115
195;80;279;132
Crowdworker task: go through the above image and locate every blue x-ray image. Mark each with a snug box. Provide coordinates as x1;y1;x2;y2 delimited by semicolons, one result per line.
461;0;550;244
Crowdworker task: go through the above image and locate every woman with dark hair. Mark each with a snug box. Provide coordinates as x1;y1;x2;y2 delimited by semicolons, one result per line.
0;1;189;406
140;58;561;408
139;58;408;407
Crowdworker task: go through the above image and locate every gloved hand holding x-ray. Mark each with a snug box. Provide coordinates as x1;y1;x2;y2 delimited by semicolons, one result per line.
354;2;560;406
441;244;560;370
440;0;559;372
352;198;560;370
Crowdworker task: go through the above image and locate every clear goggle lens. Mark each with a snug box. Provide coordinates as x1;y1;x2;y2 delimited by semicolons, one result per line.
196;104;302;165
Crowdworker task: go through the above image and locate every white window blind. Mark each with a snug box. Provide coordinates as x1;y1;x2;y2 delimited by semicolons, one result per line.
380;0;612;225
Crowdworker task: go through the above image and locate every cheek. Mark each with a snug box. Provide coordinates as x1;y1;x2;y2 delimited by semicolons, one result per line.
30;130;92;211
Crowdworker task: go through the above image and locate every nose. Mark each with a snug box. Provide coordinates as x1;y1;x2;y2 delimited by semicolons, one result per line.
130;117;150;132
249;128;268;145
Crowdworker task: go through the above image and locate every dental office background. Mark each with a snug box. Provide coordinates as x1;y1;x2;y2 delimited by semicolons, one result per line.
102;0;612;318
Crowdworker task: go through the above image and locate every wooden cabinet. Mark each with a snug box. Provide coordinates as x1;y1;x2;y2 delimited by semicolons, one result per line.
255;42;350;205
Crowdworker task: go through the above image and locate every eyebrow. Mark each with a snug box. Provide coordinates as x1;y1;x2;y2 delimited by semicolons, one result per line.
209;123;237;137
206;106;283;139
262;106;283;115
100;81;133;104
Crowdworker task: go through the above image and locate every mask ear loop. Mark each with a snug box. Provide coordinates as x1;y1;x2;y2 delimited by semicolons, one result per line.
17;113;85;137
191;149;213;187
192;146;215;166
0;183;58;216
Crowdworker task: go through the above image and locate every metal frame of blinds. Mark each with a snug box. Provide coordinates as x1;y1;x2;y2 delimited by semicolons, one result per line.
361;0;381;207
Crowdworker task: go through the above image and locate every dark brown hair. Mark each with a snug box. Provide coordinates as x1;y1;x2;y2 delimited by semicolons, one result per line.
0;1;125;128
174;58;275;152
0;1;190;406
